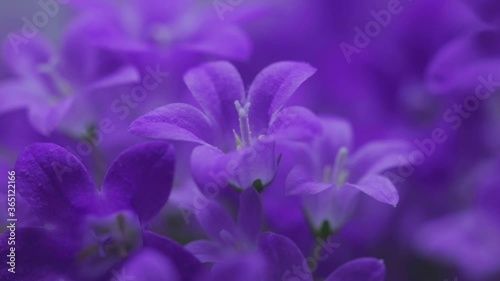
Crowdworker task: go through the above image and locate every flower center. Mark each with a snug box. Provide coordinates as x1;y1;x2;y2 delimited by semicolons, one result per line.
324;147;349;187
233;100;252;148
37;58;74;97
78;211;142;264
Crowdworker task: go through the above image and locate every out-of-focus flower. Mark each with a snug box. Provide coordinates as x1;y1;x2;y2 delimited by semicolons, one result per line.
130;61;321;191
69;0;252;62
0;142;203;280
413;159;500;280
286;117;407;233
0;31;140;135
187;187;313;281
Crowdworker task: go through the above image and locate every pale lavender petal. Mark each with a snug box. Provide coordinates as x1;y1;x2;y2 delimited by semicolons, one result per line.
346;175;399;207
286;165;332;196
268;106;322;142
247;62;316;132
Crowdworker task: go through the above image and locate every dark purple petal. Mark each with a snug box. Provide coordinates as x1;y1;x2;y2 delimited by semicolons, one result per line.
247;62;316;132
258;232;313;281
268;106;322;142
237;187;263;243
186;25;252;61
196;200;238;244
142;231;204;281
184;61;245;142
15;143;98;226
119;249;180;281
325;258;386;281
286;165;332;196
129;103;214;145
102;141;175;223
346;175;399;207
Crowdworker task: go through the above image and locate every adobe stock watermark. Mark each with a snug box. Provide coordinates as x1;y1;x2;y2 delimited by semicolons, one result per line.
213;0;243;20
50;65;169;182
281;237;340;281
7;0;71;54
340;0;412;63
383;73;500;185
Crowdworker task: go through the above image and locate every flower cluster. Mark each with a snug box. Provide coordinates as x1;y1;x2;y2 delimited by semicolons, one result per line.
0;1;499;281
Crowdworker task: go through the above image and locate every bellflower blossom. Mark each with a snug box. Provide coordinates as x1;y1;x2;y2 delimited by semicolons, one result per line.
286;117;407;233
130;61;321;191
0;142;203;280
0;27;140;135
69;0;252;61
187;187;314;281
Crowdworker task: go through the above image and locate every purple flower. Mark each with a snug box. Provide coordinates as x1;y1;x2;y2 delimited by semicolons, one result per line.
69;0;252;61
1;141;203;280
130;61;321;191
286;117;407;232
187;187;314;281
0;31;140;135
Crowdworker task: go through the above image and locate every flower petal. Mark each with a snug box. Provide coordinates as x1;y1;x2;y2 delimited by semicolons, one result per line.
325;258;386;281
129;103;213;145
185;240;225;263
237;187;263;243
142;231;204;281
184;61;245;144
349;140;409;182
268;106;322;142
258;232;313;281
247;62;316;132
27;96;75;136
225;140;277;190
346;175;399;207
286;165;332;196
15;143;98;226
101;141;175;223
196;200;238;244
